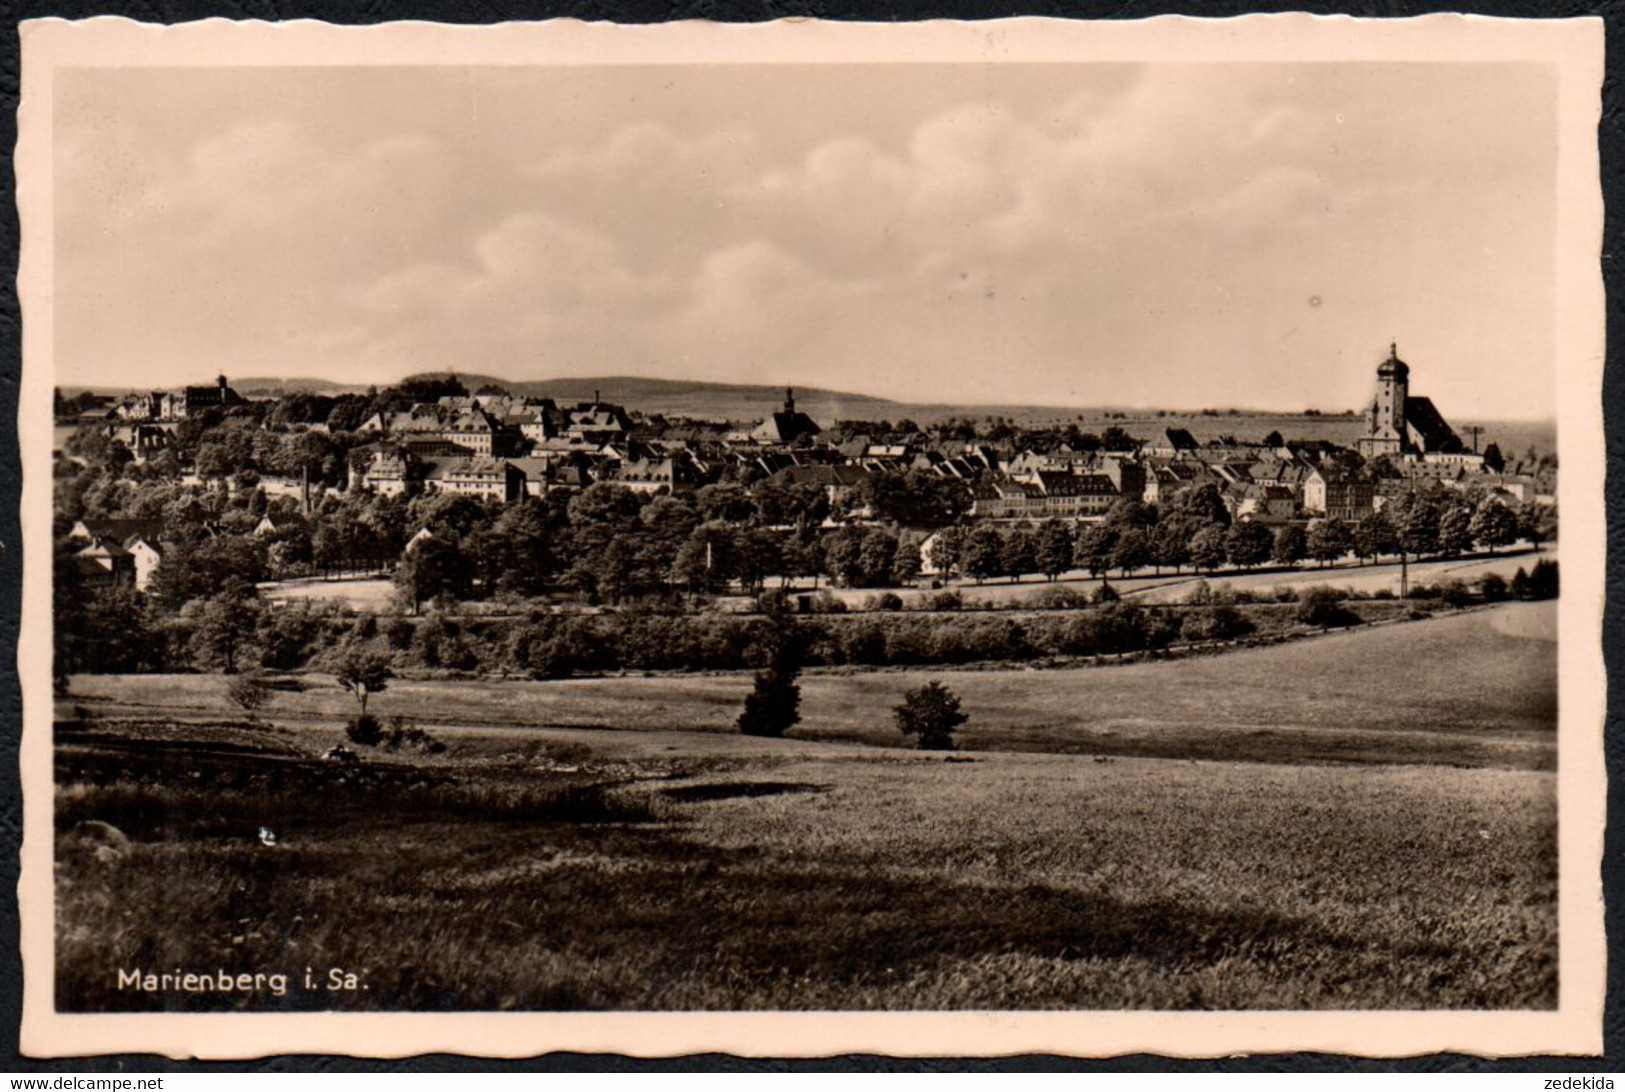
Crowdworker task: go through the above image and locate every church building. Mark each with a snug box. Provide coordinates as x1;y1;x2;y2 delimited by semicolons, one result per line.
1354;343;1464;460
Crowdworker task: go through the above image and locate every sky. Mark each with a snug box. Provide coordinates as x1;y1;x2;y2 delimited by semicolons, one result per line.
53;61;1558;418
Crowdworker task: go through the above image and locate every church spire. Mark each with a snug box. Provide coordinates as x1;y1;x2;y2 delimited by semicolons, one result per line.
784;387;796;414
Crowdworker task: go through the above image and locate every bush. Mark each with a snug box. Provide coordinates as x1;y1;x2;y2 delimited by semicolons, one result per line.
894;680;968;751
921;589;964;612
226;672;273;719
1478;572;1510;602
1526;558;1559;600
867;592;905;612
382;715;445;754
346;714;384;747
1180;605;1253;642
755;588;791;615
807;589;848;615
1025;585;1091;610
1437;579;1474;608
1296;587;1355;629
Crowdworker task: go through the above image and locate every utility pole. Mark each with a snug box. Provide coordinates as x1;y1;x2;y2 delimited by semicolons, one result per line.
1398;462;1414;599
1465;425;1483;454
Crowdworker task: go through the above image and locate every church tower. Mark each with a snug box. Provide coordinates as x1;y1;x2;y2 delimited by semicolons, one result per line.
1356;342;1410;458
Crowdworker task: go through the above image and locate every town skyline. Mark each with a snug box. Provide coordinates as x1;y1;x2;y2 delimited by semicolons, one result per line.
56;363;1554;426
54;61;1559;420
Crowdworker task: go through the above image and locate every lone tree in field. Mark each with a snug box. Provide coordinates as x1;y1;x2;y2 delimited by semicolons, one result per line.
737;597;804;738
894;680;968;751
334;646;393;718
226;672;274;723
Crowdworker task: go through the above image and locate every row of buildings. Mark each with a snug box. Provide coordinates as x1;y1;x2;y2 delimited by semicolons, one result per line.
60;349;1557;592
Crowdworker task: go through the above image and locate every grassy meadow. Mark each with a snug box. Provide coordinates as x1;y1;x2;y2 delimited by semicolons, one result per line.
55;603;1557;1011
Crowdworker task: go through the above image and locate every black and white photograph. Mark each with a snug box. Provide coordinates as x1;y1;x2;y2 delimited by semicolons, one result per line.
17;15;1606;1059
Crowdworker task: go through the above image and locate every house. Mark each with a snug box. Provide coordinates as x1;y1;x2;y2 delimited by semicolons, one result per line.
1098;456;1146;499
358;449;421;498
123;535;165;592
1030;471;1119;518
749;390;822;445
1234;484;1298;524
612;455;696;495
158;375;246;420
423;457;524;503
72;541;136;589
1141;462;1221;506
1303;469;1375;521
1144;427;1199;459
253;513;307;538
109;423;173;460
772;464;872;512
69;517;167;546
969;477;1041;520
565;397;633;442
441;409;515;457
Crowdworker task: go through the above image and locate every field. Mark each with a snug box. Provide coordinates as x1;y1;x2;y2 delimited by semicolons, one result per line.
55;603;1557;1011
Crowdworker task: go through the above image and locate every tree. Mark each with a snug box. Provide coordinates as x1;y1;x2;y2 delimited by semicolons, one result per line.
334;646;392;717
1108;526;1151;577
1480;442;1505;473
1188;524;1227;572
1035;519;1075;581
1099;425;1138;452
1151;518;1193;573
825;526;868;587
1516;501;1554;551
1074;522;1117;582
857;527;901;588
1224;521;1273;571
1354;510;1399;563
1306;519;1353;568
186;590;261;673
737;597;804;738
860;470;971;528
1470;499;1520;552
894;680;968;751
927;524;967;577
1395;493;1441;558
675;522;736;594
1271;524;1307;568
1262;429;1285;449
1168;483;1230;528
963;525;1005;585
1436;502;1474;556
890;537;922;585
395;534;465;613
1000;528;1038;582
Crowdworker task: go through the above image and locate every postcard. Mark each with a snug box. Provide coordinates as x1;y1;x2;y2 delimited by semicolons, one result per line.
16;13;1606;1059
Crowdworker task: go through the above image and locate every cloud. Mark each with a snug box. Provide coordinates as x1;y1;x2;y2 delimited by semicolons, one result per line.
53;63;1558;418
